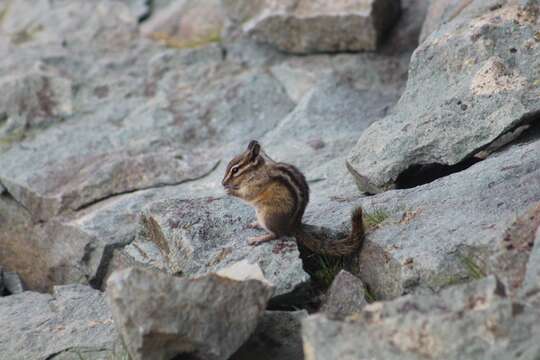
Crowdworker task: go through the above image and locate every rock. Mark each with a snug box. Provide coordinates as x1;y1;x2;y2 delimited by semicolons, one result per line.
223;0;402;53
120;0;150;20
419;0;462;43
520;206;540;297
302;276;540;360
231;310;307;360
2;271;26;295
132;196;309;296
321;270;367;319
0;145;217;222
0;267;4;295
489;202;540;296
0;0;138;51
0;284;118;360
0;70;73;143
347;0;540;192
106;266;273;360
354;139;540;299
141;0;225;48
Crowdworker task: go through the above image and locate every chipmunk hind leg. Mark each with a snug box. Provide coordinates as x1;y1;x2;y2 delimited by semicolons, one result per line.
248;210;293;246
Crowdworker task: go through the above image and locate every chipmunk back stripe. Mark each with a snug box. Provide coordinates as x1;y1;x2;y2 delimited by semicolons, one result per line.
270;172;299;233
274;163;309;226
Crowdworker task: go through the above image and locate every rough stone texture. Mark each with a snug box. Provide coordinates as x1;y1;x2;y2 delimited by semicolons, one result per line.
0;285;118;360
107;266;273;360
0;0;426;295
302;276;540;360
223;0;402;53
0;267;4;295
419;0;462;42
2;271;26;295
347;0;540;192
521;212;540;296
488;202;540;296
355;139;540;299
321;270;367;319
0;70;73;143
130;197;308;296
141;0;225;48
231;310;307;360
120;0;150;20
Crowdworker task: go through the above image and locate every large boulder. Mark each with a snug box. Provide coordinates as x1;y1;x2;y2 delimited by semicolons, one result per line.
0;285;119;360
223;0;402;53
128;196;309;296
355;139;540;299
106;265;273;360
347;0;540;192
302;276;540;360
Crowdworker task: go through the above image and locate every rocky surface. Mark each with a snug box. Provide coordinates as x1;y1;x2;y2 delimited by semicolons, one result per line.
128;197;308;295
223;0;402;53
231;310;307;360
355;139;540;299
106;265;273;360
347;0;540;192
1;0;540;358
0;285;118;360
321;270;368;319
303;276;540;360
141;0;225;48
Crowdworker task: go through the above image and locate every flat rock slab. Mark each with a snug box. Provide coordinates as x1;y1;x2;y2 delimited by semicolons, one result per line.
224;0;401;53
107;266;273;360
0;284;118;360
355;139;540;299
302;276;540;360
131;196;309;296
347;0;540;192
0;143;217;221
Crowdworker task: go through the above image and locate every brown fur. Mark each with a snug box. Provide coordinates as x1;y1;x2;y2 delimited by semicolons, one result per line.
222;141;364;255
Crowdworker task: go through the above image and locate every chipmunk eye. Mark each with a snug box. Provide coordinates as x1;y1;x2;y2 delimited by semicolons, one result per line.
231;166;239;175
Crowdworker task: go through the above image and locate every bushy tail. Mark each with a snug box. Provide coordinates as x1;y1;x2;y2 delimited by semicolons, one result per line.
294;207;364;256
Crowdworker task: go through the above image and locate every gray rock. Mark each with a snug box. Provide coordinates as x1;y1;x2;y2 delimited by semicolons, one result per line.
489;202;540;296
0;285;118;360
141;0;225;47
354;139;540;299
347;0;540;192
231;310;307;360
321;270;367;319
302;276;540;360
2;271;26;295
106;266;273;360
0;267;3;295
0;70;73;143
0;0;138;51
133;196;309;296
520;204;540;297
120;0;150;20
419;0;462;43
224;0;402;53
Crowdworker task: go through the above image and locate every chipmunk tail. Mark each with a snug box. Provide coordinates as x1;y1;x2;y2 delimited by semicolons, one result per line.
350;206;365;252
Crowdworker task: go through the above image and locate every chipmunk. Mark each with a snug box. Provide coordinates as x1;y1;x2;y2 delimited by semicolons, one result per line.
222;140;364;256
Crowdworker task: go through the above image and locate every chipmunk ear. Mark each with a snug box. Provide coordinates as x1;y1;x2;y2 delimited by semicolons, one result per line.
247;140;260;161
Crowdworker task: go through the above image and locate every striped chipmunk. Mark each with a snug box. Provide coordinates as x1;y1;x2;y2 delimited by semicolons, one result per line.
222;140;364;256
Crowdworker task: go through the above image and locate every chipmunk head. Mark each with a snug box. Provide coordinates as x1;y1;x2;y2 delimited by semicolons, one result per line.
222;140;266;198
